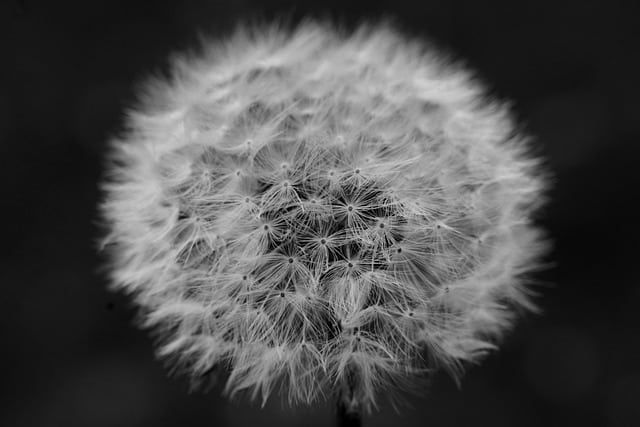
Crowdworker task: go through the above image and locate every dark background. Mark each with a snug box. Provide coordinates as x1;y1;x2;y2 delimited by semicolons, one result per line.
3;1;639;426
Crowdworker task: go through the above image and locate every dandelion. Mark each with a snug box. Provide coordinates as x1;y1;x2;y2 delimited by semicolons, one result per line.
100;21;548;424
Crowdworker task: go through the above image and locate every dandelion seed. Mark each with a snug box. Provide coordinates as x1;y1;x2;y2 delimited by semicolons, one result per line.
100;21;549;421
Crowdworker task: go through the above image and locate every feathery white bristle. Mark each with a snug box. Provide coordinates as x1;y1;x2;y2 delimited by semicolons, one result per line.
101;21;548;412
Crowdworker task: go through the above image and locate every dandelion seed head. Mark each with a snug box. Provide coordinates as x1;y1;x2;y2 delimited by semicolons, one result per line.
101;21;548;412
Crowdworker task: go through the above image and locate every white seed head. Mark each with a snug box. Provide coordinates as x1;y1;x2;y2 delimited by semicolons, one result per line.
101;22;548;412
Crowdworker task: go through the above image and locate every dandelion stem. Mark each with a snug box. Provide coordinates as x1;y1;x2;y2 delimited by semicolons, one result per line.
337;397;361;427
337;375;361;427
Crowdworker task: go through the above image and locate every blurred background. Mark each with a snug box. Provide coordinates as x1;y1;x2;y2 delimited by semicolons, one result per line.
2;0;639;426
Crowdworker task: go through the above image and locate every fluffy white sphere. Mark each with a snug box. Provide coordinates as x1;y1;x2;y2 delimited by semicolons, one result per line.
101;22;548;412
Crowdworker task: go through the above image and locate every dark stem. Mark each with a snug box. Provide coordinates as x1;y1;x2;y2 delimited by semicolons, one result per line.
336;374;361;427
337;398;361;427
